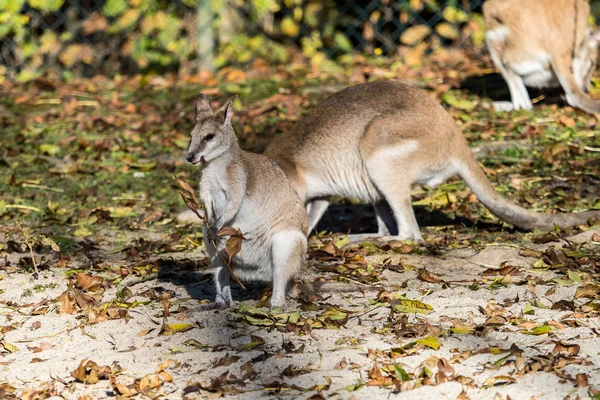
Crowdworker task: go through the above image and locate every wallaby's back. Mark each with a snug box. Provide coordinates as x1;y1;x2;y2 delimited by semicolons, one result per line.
265;81;462;202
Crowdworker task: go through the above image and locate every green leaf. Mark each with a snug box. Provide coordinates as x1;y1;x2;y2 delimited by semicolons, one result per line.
522;324;553;335
390;298;434;314
342;381;365;392
415;336;440;350
567;270;582;283
0;340;18;353
442;91;476;111
103;0;128;17
39;143;60;155
235;335;265;351
160;323;196;336
393;362;410;381
523;303;535;315
29;0;64;12
553;278;573;287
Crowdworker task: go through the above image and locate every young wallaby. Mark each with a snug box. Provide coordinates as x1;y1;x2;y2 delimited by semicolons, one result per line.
263;81;600;243
483;0;600;113
186;94;308;309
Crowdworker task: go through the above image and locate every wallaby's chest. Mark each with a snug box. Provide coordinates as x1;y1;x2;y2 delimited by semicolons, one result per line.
199;168;231;221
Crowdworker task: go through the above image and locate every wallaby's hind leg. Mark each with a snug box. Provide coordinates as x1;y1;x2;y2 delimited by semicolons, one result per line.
306;199;329;233
486;34;532;111
270;230;306;309
365;162;422;242
373;200;397;236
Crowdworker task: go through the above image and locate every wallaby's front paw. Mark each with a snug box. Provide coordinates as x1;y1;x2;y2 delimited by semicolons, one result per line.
207;225;219;241
492;101;515;112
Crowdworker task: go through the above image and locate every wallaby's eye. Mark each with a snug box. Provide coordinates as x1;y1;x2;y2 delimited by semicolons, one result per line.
204;134;215;141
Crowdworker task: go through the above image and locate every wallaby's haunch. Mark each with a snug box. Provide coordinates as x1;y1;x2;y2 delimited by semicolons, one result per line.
264;81;600;243
186;94;308;309
483;0;600;113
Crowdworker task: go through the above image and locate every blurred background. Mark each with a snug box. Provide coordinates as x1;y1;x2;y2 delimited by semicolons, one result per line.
0;0;507;81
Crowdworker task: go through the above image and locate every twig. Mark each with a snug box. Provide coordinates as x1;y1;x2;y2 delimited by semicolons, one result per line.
583;146;600;152
116;272;159;292
15;323;85;343
20;183;64;193
6;204;41;212
173;174;246;290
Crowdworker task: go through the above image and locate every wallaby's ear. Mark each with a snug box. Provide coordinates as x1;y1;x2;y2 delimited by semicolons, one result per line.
217;96;237;127
194;94;212;114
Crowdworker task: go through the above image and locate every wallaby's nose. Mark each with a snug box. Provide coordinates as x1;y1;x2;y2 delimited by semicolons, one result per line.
186;154;194;163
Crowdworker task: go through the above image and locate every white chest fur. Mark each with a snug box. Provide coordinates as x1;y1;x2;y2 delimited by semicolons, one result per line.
199;164;230;222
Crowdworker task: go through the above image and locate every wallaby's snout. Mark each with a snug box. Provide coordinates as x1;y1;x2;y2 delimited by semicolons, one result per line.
185;153;195;163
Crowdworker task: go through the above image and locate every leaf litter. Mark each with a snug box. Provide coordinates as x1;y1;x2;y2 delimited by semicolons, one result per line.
1;54;600;398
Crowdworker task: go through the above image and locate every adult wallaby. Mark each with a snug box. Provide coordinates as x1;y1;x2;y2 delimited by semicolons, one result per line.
263;81;600;243
186;94;308;309
483;0;600;113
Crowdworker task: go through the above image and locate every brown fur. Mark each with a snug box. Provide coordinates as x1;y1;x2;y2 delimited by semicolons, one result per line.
483;0;600;113
264;81;600;242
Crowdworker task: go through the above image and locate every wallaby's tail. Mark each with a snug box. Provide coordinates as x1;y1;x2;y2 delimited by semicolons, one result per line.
551;57;600;114
454;148;600;231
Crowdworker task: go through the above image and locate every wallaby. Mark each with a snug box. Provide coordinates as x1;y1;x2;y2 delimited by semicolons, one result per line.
263;81;600;243
186;94;308;309
483;0;600;113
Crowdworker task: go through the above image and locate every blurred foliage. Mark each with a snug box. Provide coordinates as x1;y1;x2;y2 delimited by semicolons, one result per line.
0;0;486;81
0;0;200;82
223;0;486;68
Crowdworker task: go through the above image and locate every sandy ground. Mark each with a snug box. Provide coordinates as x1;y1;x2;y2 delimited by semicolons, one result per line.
1;227;599;399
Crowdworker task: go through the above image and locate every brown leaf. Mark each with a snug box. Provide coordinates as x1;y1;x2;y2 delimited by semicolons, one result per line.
418;268;443;283
552;341;580;356
484;315;507;326
30;321;41;330
592;233;600;242
482;264;521;277
576;373;589;387
219;228;245;265
551;300;575;311
575;284;600;299
59;293;77;315
456;390;470;400
157;359;176;373
139;374;162;390
71;359;111;384
173;174;205;222
75;273;104;291
212;354;241;368
437;358;455;375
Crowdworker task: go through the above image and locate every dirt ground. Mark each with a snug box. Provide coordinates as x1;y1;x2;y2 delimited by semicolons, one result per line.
2;50;600;399
1;224;599;399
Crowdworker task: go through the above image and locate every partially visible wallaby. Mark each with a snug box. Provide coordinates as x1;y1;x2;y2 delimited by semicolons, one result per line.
186;94;308;309
483;0;600;113
263;81;600;242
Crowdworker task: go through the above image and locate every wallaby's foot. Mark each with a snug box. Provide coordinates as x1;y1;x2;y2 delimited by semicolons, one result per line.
395;232;424;245
492;101;516;112
177;209;202;224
